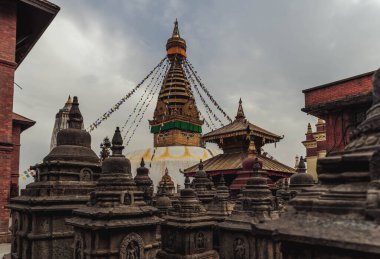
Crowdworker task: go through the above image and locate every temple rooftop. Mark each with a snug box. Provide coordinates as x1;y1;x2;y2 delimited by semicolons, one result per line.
203;99;282;143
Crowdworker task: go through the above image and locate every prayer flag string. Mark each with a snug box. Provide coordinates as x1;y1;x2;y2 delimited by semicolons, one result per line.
185;59;233;123
87;57;167;132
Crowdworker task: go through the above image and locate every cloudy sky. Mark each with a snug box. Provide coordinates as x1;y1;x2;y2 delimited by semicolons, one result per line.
14;0;380;172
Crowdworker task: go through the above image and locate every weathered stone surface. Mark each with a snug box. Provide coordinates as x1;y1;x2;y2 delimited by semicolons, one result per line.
157;176;219;258
7;97;101;259
134;158;154;205
191;160;216;206
219;157;280;259
256;68;380;259
66;127;162;259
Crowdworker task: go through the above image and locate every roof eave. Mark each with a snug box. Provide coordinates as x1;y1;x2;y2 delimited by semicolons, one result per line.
16;0;60;67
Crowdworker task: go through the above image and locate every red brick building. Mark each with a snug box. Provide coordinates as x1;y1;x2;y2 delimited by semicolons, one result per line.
0;0;59;242
302;71;374;154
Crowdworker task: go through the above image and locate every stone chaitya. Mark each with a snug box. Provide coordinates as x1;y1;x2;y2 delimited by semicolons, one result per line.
218;157;280;259
156;176;219;259
191;160;217;206
289;156;314;195
207;174;231;221
134;158;154;205
256;68;380;259
7;97;101;259
66;127;162;259
157;168;176;195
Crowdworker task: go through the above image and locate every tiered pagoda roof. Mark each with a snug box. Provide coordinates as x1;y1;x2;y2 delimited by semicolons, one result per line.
149;20;203;146
203;99;282;143
185;99;294;178
184;152;295;176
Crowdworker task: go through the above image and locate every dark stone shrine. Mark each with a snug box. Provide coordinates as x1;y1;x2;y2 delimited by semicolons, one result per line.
66;127;162;259
7;97;101;259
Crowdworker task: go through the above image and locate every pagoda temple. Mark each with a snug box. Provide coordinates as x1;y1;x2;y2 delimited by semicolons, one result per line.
184;99;295;190
125;20;219;190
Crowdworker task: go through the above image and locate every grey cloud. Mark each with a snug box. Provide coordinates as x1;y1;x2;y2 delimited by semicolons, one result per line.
14;0;380;172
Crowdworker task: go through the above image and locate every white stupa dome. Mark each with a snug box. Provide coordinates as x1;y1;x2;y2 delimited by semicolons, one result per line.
125;146;220;191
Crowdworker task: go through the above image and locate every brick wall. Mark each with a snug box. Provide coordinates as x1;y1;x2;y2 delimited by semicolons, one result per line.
304;74;373;108
0;1;17;242
11;125;21;198
324;112;351;153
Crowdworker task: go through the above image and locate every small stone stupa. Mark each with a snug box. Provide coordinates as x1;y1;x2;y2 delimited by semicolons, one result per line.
207;174;231;221
134;158;154;205
289;156;314;194
156;176;219;259
7;96;101;259
191;160;217;206
219;157;279;258
66;127;163;259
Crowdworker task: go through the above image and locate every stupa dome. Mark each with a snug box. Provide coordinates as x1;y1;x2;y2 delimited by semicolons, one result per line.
125;146;220;190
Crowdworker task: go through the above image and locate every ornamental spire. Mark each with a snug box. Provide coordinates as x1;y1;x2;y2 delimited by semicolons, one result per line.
247;139;257;158
111;127;124;155
166;19;187;58
306;123;312;134
68;96;83;129
235;98;246;121
65;95;72;105
172;18;180;38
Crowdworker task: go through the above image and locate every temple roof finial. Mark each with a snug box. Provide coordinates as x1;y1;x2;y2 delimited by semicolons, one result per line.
247;139;257;158
140;157;145;167
172;18;180;38
68;96;83;129
198;159;204;170
111;127;124;155
307;123;312;134
185;175;190;189
235;98;245;120
66;95;72;105
297;156;306;173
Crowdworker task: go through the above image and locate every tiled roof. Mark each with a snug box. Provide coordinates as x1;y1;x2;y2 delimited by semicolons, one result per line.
12;112;35;131
203;119;282;142
184;152;295;174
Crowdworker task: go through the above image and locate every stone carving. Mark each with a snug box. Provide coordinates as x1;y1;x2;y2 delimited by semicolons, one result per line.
167;233;175;249
73;234;83;259
120;233;144;259
11;217;19;254
80;168;92;181
233;238;246;259
123;193;132;205
195;232;205;249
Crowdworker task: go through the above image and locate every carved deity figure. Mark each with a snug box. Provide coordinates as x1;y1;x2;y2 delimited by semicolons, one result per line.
74;240;82;259
233;238;246;259
126;241;140;259
195;232;205;249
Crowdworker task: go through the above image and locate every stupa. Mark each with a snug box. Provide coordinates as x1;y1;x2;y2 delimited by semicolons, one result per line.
156;176;219;258
66;127;162;258
50;96;84;150
7;97;101;259
125;20;219;190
